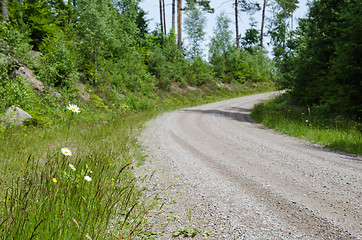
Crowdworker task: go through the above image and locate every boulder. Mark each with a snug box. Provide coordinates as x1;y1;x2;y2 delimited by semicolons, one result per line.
3;106;32;126
27;50;43;68
14;67;44;92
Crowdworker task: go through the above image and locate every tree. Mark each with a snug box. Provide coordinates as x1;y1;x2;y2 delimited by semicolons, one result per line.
1;0;9;21
177;0;213;52
209;12;233;58
172;0;176;30
159;0;164;36
177;0;182;51
209;12;233;79
286;0;362;117
234;0;261;50
260;0;267;47
184;0;206;59
241;20;260;52
268;0;298;62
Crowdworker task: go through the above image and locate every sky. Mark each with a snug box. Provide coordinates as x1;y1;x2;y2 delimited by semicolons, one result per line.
139;0;309;58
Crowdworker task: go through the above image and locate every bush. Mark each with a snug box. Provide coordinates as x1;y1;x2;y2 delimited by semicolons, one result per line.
242;47;276;82
146;30;186;89
185;57;215;86
38;34;77;88
0;62;35;110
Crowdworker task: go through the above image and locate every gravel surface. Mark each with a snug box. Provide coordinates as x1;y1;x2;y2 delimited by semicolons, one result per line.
135;92;361;239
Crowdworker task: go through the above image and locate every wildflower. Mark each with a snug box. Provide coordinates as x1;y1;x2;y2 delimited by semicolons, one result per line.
53;178;58;183
69;164;76;171
61;148;72;156
306;120;309;123
67;104;80;113
84;176;92;182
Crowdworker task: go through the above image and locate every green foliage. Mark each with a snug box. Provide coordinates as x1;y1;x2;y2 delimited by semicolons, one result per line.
38;34;76;88
9;0;63;50
184;0;207;59
185;57;215;86
282;0;362;118
147;30;186;89
243;47;276;82
0;108;154;239
251;94;361;154
0;21;31;60
0;75;35;109
208;13;250;83
241;20;260;52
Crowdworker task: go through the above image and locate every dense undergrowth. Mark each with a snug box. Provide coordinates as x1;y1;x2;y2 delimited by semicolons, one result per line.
251;94;361;155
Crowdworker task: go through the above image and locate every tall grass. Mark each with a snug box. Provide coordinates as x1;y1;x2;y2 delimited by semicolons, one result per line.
251;94;361;155
0;107;157;239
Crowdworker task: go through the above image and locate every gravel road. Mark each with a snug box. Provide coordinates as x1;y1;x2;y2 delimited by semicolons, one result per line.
136;92;361;239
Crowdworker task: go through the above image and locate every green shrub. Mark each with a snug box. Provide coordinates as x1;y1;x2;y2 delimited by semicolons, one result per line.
0;22;31;61
243;47;276;82
185;57;215;86
38;34;77;88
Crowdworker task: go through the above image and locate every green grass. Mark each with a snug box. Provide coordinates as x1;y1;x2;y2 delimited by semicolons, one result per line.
0;83;274;239
251;94;361;155
0;109;157;239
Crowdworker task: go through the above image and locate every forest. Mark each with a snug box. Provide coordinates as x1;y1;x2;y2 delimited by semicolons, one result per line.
0;0;360;119
0;0;361;238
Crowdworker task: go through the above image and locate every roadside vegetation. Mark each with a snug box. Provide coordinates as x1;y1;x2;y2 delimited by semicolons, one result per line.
0;84;273;239
251;0;361;156
251;94;361;155
1;0;360;238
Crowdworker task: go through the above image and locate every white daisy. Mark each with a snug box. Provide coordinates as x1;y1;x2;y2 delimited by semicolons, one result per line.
67;104;80;113
61;148;72;156
84;176;92;182
69;164;76;171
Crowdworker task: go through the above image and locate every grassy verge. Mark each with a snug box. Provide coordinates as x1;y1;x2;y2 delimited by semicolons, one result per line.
0;82;274;239
251;94;361;155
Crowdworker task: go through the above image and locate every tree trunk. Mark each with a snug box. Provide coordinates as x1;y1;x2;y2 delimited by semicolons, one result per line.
235;0;239;51
159;0;164;36
177;0;182;51
290;13;293;40
1;0;9;21
260;0;266;48
172;0;176;30
162;0;167;35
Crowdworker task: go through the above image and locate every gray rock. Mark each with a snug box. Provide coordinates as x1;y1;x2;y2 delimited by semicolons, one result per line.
27;50;43;68
13;67;44;92
3;106;32;125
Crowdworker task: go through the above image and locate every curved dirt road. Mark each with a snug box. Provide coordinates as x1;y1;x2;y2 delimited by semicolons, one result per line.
137;92;361;239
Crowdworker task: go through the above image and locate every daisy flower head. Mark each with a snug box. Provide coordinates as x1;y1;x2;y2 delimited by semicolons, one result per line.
84;176;92;182
69;164;76;171
67;104;80;113
61;148;72;156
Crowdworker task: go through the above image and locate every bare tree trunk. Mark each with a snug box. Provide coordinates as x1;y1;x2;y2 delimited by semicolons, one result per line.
235;0;239;51
1;0;9;21
290;13;293;40
162;0;167;35
177;0;182;51
159;0;164;36
260;0;266;48
172;0;176;30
